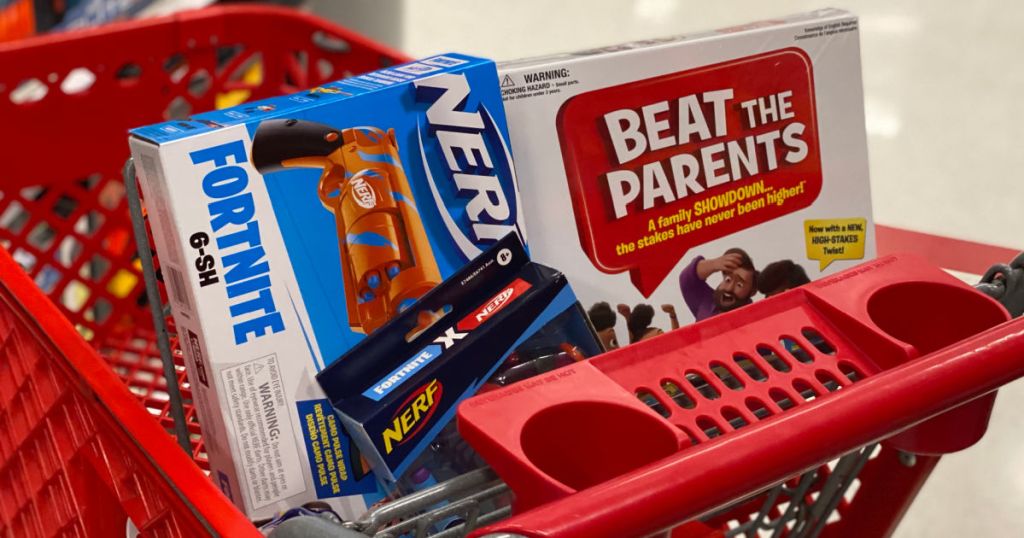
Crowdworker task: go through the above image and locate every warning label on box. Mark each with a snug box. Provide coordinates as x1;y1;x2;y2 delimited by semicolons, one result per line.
222;354;305;509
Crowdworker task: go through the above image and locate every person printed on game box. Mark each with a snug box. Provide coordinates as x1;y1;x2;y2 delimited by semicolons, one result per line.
679;248;758;321
609;303;680;346
757;259;811;297
623;304;663;344
587;301;620;351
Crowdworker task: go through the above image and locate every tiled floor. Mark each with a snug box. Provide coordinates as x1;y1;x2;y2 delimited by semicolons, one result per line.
315;1;1024;535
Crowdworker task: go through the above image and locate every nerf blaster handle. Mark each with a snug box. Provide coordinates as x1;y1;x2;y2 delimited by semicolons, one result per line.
252;118;346;174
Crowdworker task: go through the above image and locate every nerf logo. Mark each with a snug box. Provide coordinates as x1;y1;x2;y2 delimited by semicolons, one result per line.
382;379;442;455
457;277;532;332
414;73;523;261
351;176;377;209
476;288;514;322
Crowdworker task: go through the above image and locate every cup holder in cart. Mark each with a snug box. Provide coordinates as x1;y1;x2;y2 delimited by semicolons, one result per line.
521;400;681;491
867;281;1009;354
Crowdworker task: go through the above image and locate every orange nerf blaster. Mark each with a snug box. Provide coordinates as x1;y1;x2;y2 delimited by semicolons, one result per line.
252;119;441;334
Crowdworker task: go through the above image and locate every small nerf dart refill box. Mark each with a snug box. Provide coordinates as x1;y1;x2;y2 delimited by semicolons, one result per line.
126;53;523;519
498;10;875;348
316;234;602;484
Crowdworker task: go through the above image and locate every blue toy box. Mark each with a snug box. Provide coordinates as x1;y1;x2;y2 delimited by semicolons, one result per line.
128;53;522;520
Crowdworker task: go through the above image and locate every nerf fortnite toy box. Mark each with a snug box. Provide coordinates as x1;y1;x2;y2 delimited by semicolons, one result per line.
317;234;602;485
498;9;874;350
127;53;523;519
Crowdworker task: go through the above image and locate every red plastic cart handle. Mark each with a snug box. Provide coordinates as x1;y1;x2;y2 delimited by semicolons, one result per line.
471;316;1024;538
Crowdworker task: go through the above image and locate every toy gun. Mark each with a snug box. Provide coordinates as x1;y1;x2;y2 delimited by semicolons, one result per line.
252;118;441;334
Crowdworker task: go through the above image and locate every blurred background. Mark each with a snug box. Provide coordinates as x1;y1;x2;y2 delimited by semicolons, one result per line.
3;0;1020;535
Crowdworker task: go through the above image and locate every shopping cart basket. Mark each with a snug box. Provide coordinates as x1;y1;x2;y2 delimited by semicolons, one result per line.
2;5;1024;538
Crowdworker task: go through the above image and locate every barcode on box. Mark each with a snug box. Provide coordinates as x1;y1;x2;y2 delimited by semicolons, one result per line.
166;265;192;311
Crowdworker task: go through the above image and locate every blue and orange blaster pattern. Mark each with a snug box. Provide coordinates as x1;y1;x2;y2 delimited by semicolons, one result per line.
252;119;441;334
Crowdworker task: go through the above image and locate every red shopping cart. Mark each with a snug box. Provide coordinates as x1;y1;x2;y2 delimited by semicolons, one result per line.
1;5;1023;538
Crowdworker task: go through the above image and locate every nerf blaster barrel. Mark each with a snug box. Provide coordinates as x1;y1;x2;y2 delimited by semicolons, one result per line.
252;118;441;334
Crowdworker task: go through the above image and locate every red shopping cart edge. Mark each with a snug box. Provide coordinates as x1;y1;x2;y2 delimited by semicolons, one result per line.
0;241;258;536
